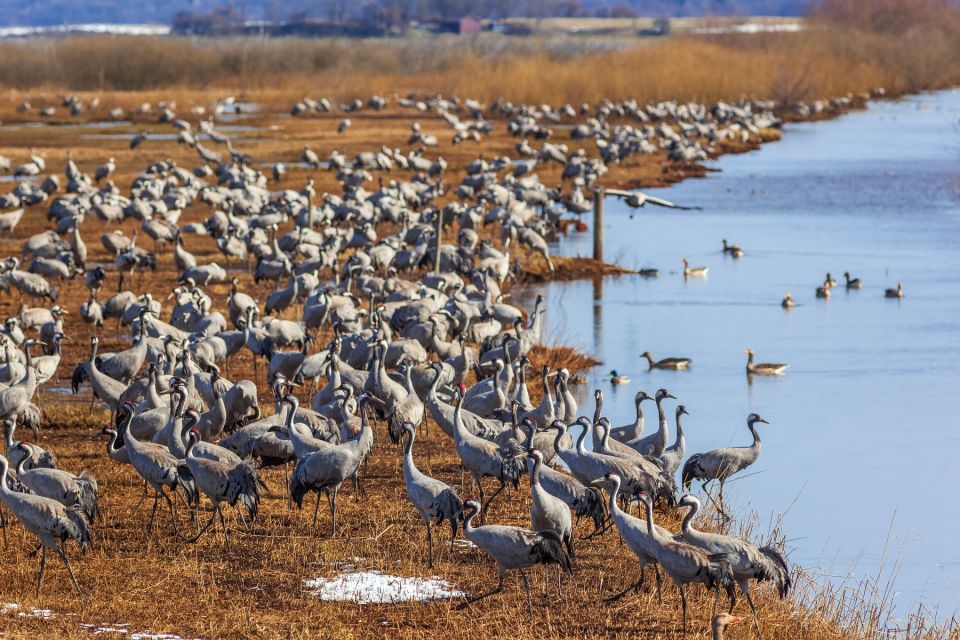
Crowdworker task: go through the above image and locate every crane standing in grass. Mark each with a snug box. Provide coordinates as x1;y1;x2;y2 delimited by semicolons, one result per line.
0;455;90;596
459;499;571;615
400;422;463;567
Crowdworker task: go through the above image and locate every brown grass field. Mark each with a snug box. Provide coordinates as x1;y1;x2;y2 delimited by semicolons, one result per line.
1;2;959;637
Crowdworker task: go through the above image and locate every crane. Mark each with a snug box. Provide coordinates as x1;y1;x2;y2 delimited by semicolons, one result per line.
658;405;688;478
451;386;523;521
638;491;735;632
182;429;260;544
0;455;90;595
459;499;570;615
400;422;463;567
118;402;197;535
13;450;99;522
589;472;665;604
289;394;373;535
682;413;768;517
678;494;790;637
627;388;676;457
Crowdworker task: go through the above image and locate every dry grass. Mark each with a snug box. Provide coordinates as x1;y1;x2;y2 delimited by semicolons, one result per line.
1;3;958;634
0;3;957;104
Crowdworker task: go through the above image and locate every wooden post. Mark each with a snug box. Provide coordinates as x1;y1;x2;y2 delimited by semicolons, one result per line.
433;177;443;275
433;207;443;274
593;187;604;262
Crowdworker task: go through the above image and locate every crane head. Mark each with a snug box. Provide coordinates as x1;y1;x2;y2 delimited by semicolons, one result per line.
747;413;769;426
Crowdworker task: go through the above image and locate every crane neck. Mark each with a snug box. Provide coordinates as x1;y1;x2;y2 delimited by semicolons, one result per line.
680;500;699;535
606;475;622;515
642;498;655;538
529;453;542;486
748;422;762;450
575;421;589;453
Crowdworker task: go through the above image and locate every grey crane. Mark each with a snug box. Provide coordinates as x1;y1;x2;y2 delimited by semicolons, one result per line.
0;338;42;423
528;448;574;570
609;390;651;443
289;394;374;534
0;455;91;595
387;359;424;444
401;422;463;567
682;413;768;515
119;402;197;535
678;494;790;638
589;472;666;604
658;405;688;478
14;449;99;522
182;429;260;543
639;491;735;632
33;331;66;387
4;418;56;470
628;388;676;457
527;450;605;532
72;336;126;418
425;363;503;440
459;499;571;615
451;387;523;521
554;417;673;506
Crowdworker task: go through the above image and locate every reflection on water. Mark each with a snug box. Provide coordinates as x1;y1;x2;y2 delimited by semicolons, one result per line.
517;89;960;617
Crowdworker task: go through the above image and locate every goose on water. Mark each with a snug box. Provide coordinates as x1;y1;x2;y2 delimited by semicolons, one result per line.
640;351;691;370
744;349;787;376
885;282;903;298
681;258;708;278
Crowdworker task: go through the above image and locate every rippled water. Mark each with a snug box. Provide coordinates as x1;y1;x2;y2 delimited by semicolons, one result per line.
517;89;960;618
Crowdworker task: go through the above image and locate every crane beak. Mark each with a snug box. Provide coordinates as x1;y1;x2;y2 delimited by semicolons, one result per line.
758;418;769;424
588;477;607;487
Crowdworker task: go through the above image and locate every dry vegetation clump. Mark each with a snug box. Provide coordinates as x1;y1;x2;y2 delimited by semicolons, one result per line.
0;0;957;104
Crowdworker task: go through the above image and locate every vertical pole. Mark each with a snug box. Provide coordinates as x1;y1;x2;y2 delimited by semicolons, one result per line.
433;179;443;273
593;187;605;262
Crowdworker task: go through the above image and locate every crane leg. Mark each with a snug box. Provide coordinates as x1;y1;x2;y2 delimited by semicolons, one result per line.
701;481;728;522
147;492;161;532
329;486;339;537
132;481;149;513
0;509;7;548
606;574;643;602
740;582;761;639
426;522;433;568
183;512;217;544
481;481;507;522
654;566;663;606
679;584;688;633
461;568;505;608
161;489;178;536
219;507;229;544
519;570;533;616
56;544;82;596
35;546;47;596
312;491;322;527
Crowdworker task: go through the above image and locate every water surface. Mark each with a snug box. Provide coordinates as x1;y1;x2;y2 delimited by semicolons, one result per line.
517;89;960;618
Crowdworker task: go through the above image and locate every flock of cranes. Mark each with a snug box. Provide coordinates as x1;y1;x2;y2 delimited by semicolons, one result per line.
0;89;815;637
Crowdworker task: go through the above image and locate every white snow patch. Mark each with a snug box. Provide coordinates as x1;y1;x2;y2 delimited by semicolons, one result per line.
305;571;465;604
4;602;56;619
453;538;477;550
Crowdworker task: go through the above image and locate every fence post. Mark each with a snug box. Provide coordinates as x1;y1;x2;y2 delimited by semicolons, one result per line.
593;187;605;262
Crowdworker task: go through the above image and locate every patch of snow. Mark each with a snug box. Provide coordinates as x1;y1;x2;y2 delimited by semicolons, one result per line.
305;571;465;604
453;539;477;550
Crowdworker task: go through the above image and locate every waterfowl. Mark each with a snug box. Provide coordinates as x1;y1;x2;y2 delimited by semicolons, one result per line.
721;239;743;258
815;281;831;299
609;370;630;385
744;349;788;376
681;258;708;278
781;292;795;308
885;282;903;298
640;352;691;370
824;272;837;287
843;272;862;289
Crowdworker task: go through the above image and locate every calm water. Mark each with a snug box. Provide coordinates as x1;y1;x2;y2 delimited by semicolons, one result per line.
516;90;960;618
